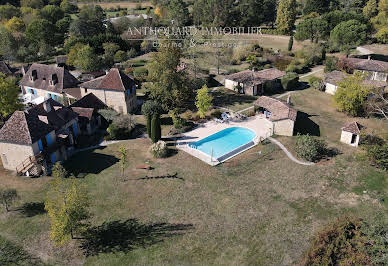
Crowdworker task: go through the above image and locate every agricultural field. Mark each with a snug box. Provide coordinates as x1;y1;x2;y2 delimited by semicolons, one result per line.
0;87;386;265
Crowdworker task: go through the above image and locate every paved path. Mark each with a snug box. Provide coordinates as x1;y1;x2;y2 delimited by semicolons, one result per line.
357;46;374;55
268;137;315;166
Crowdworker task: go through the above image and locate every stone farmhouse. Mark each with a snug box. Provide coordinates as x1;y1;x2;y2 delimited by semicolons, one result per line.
324;70;387;95
20;63;80;104
0;99;79;176
255;96;298;136
340;122;361;147
224;68;286;96
19;64;138;114
339;57;388;82
79;68;137;114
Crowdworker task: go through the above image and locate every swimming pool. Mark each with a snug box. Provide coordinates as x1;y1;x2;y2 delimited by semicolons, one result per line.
189;127;257;161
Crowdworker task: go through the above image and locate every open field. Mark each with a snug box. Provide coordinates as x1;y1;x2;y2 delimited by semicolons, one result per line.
77;1;152;9
0;88;387;265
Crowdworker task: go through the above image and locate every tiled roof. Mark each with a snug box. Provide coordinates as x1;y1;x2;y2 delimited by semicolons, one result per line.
79;68;135;92
19;63;79;94
70;93;107;110
255;96;297;122
0;61;13;76
225;68;286;87
0;111;54;145
341;58;388;72
71;107;94;121
342;122;361;135
325;71;346;86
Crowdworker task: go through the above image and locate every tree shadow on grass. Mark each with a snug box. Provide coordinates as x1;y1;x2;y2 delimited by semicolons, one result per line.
17;202;46;217
294;111;321;137
80;219;193;256
63;148;119;178
212;90;257;108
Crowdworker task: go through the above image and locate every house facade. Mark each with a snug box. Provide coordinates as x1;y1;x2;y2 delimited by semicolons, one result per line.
254;96;297;136
79;68;137;114
19;63;80;105
224;68;286;96
339;57;388;82
0;99;79;176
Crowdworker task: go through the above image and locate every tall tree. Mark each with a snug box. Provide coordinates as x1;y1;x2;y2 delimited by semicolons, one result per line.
25;18;56;46
192;0;235;27
295;17;329;42
195;85;213;119
141;100;163;138
363;0;379;18
151;113;161;143
0;74;23;118
73;45;101;72
334;72;370;116
5;17;25;33
167;0;190;26
147;40;191;110
45;170;90;245
0;26;17;61
303;0;331;15
39;5;64;24
276;0;297;35
330;19;368;49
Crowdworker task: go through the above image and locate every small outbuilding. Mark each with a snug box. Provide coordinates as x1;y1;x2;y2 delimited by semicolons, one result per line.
340;122;361;147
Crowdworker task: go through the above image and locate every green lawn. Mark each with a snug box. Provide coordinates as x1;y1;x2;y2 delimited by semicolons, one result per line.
0;88;387;265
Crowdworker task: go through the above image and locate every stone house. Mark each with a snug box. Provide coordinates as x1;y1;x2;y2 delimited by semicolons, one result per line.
19;63;80;105
79;68;137;114
70;93;107;135
324;70;387;95
339;57;388;82
224;68;286;96
254;96;297;136
0;99;79;176
340;122;361;147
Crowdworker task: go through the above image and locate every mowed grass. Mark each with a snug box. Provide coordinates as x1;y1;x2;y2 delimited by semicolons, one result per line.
0;88;387;265
77;1;152;9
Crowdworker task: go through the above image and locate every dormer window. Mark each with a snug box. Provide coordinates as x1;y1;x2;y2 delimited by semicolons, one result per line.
30;70;37;81
49;74;58;86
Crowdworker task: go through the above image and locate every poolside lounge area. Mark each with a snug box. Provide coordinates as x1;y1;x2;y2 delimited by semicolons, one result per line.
177;116;273;166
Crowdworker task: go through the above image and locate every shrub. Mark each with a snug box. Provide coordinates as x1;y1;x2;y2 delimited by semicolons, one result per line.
107;115;134;140
281;72;300;91
133;67;148;81
324;56;338;72
151;114;161;143
376;27;388;44
296;134;327;162
114;50;127;63
301;217;370;266
169;109;186;129
308;76;324;90
366;143;388;170
150;141;168;158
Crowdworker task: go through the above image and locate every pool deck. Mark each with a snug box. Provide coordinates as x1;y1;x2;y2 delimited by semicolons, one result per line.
177;116;273;166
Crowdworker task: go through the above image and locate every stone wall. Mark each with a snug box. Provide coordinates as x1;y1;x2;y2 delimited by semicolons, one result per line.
273;119;294;136
0;142;34;171
340;131;359;147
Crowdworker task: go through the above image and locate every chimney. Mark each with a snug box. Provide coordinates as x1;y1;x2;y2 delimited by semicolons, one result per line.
287;95;291;104
367;55;371;60
43;101;52;112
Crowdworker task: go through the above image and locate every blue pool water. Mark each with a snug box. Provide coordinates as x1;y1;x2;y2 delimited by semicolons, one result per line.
189;127;256;159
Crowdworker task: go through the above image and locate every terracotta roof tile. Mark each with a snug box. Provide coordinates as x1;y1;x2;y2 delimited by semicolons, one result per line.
341;58;388;72
225;68;286;87
70;93;107;110
342;122;361;135
254;96;297;121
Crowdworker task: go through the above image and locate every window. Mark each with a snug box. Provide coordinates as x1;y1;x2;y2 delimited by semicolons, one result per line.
72;123;78;136
2;154;8;165
46;134;52;146
37;139;43;151
84;88;88;93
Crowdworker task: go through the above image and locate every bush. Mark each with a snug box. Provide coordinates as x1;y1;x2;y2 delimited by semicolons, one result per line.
169;109;186;129
296;134;327;162
107;115;134;140
376;27;388;44
151;114;161;143
281;72;300;91
114;50;127;63
150;141;168;158
301;217;370;266
133;67;148;81
308;76;324;90
366;143;388;170
324;56;338;72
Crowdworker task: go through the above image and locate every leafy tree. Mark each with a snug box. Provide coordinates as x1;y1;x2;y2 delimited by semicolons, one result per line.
288;35;294;51
167;0;190;26
276;0;297;35
25;18;56;46
21;0;44;9
118;146;127;180
107;115;134;140
0;188;18;212
151;113;161;143
40;5;64;24
296;134;327;162
66;42;86;66
114;50;127;63
0;26;17;61
238;0;276;27
5;16;25;33
371;0;388;30
376;26;388;43
147;40;191;110
74;45;101;72
303;0;331;15
281;72;299;90
60;0;79;14
0;4;20;21
334;72;370;116
45;176;90;245
0;74;23;118
69;5;105;38
102;42;119;66
363;0;379;18
321;10;367;33
324;56;338;72
295;17;329;42
56;16;71;35
192;0;235;27
195;85;213;119
330;19;368;49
